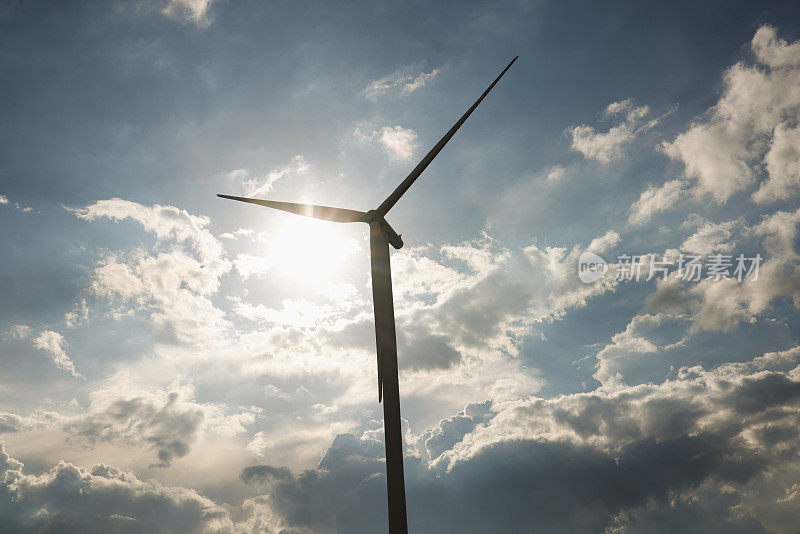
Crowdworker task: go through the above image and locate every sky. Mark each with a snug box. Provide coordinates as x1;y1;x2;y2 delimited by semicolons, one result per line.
2;0;800;532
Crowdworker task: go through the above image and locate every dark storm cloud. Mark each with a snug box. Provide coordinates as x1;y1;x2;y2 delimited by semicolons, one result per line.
397;323;461;371
65;392;203;467
240;433;763;533
416;400;493;459
240;351;800;533
241;464;293;486
0;443;234;534
0;413;23;434
2;348;799;533
318;311;462;371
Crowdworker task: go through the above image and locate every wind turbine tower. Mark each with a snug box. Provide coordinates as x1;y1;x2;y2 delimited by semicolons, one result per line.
219;56;517;533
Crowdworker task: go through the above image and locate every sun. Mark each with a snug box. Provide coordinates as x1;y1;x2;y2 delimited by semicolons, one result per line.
266;217;361;282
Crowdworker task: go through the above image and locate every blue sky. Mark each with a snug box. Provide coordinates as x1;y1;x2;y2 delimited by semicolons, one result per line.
3;1;800;532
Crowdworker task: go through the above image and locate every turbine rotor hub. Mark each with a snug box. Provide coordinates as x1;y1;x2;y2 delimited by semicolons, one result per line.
366;210;403;250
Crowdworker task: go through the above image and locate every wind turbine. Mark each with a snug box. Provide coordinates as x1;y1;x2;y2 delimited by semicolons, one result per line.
219;56;517;533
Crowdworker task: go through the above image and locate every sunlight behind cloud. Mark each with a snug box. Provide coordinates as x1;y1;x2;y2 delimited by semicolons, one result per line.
259;218;362;283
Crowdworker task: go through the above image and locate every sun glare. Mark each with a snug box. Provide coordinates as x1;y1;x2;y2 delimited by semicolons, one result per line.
266;218;361;282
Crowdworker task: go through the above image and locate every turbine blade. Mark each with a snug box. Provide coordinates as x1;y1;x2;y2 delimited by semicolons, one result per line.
375;56;518;217
369;223;399;402
217;194;368;223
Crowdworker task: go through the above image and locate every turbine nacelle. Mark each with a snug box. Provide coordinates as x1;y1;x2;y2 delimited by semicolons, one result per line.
366;210;403;250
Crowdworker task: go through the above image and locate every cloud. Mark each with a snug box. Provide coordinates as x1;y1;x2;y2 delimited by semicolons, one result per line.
230;155;309;198
637;207;800;333
362;68;439;100
354;126;420;160
398;323;461;371
0;194;34;213
402;69;439;93
546;165;567;182
64;299;89;329
70;199;232;344
569;99;659;163
245;431;271;457
592;312;692;385
5;16;800;534
681;218;742;255
7;340;800;533
628;179;686;225
92;249;230;343
753;123;800;203
231;297;336;329
695;208;800;330
32;331;81;377
220;228;264;241
424;233;618;355
0;414;25;434
0;442;247;533
240;346;800;533
67;391;203;467
416;400;493;459
0;373;258;470
340;229;622;407
662;25;800;203
587;229;620;253
2;324;31;340
57;374;257;467
751;23;800;69
183;227;619;432
70;199;227;272
0;410;61;435
233;254;277;279
378;126;419;160
161;0;215;27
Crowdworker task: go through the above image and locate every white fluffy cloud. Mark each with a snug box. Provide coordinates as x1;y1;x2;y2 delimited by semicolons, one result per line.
0;442;256;533
681;218;741;255
636;207;800;333
378;126;419;160
354;125;420;160
753;123;800;203
569;99;659;163
232;254;277;279
64;299;89;329
628;179;686;225
161;0;215;27
71;199;227;273
32;330;81;377
70;199;232;344
663;26;800;203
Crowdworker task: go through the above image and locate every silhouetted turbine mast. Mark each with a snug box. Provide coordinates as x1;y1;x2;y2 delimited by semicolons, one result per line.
219;56;516;534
